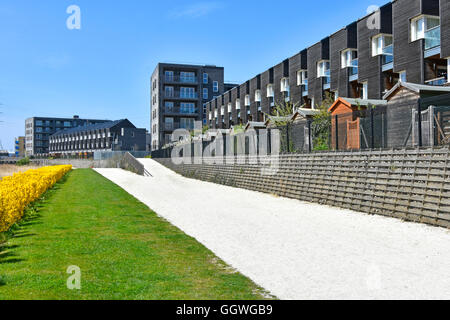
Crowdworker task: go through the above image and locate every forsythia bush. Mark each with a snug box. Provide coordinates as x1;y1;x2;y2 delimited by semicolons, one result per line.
0;165;72;233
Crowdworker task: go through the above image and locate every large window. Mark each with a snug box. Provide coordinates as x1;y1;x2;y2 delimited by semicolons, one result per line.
280;78;289;92
180;87;195;98
372;34;393;57
255;89;261;102
203;88;209;100
317;61;330;78
245;94;250;106
266;84;274;97
180;102;195;114
411;15;440;41
180;72;195;83
165;101;174;112
180;118;194;130
165;86;174;97
341;49;358;68
165;71;174;82
203;73;208;84
213;81;219;92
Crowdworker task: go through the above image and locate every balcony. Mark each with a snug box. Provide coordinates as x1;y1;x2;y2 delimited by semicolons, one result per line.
425;26;440;50
164;91;198;99
164;107;199;115
164;75;198;84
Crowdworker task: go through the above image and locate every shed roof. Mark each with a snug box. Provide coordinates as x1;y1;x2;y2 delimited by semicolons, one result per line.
328;97;387;113
383;81;450;100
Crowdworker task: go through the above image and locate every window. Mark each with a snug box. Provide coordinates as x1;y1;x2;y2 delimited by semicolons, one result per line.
165;101;174;112
180;118;194;130
203;73;208;84
180;72;195;83
372;34;393;56
236;99;241;110
399;71;407;82
228;103;232;113
411;15;440;41
180;103;195;114
245;94;250;106
317;60;330;78
341;49;358;68
203;88;209;100
362;82;368;100
165;86;174;97
180;87;195;98
267;84;274;97
280;78;289;92
165;71;174;82
213;81;219;92
255;90;261;102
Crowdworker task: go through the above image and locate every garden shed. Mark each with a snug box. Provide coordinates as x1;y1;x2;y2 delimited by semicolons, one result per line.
328;97;387;150
383;82;450;147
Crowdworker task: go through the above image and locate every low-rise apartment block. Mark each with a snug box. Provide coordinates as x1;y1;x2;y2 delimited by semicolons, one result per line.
49;119;146;155
25;115;109;156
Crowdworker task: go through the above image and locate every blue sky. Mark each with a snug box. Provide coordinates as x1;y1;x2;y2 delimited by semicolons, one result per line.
0;0;384;151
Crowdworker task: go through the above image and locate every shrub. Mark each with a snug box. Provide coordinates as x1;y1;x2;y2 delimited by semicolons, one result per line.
16;157;30;166
0;165;72;233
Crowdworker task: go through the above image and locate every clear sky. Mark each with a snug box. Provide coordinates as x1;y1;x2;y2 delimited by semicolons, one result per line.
0;0;385;151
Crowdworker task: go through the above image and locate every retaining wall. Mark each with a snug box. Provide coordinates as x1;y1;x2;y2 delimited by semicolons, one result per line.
155;147;450;229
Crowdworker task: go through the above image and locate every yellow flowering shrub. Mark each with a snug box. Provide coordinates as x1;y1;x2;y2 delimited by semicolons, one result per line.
0;165;72;233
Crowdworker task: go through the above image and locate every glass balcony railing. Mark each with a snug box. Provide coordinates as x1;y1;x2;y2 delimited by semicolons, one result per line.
425;26;441;50
165;107;198;115
164;75;198;83
382;45;393;65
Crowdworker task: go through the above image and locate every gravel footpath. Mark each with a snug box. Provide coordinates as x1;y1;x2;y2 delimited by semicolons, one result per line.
95;159;450;300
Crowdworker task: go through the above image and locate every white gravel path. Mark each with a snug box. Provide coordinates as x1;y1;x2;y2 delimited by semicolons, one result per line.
95;159;450;300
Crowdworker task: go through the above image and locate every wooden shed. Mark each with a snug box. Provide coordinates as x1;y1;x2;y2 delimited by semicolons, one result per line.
383;82;450;147
328;97;387;150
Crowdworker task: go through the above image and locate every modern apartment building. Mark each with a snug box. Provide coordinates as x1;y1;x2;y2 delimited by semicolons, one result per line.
49;119;147;155
207;0;450;129
14;136;25;157
25;116;109;156
150;63;237;150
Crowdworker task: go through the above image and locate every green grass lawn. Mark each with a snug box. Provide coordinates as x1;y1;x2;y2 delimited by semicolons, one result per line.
0;169;270;300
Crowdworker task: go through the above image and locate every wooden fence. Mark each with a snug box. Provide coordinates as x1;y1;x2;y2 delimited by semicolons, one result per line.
155;147;450;229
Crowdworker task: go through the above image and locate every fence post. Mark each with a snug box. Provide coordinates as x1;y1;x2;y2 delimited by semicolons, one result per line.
335;115;339;151
370;107;375;149
286;124;290;153
308;120;312;153
418;98;423;147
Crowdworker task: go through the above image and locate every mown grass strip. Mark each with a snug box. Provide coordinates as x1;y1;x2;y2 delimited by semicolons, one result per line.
0;169;272;300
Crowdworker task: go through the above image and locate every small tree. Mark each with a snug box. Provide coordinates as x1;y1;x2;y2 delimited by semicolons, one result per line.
311;92;333;151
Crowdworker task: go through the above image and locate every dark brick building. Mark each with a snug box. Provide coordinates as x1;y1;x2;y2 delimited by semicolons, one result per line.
207;0;449;129
49;119;146;155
